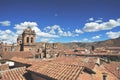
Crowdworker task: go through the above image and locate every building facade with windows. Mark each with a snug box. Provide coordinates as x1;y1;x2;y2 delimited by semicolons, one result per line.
0;27;63;59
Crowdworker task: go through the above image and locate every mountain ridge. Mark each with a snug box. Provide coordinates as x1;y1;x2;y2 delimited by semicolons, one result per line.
62;37;120;48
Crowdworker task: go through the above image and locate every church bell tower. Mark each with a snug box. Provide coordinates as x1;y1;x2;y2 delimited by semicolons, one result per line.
21;27;36;51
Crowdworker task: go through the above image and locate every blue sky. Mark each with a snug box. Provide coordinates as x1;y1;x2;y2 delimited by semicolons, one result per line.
0;0;120;43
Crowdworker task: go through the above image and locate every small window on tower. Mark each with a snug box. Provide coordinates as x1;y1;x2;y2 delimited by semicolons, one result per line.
20;41;22;44
31;37;33;43
5;48;7;52
27;37;29;43
37;49;39;52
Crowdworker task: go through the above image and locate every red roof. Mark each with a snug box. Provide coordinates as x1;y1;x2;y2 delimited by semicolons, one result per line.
28;61;84;80
2;51;35;59
0;64;9;71
10;56;97;80
10;56;40;65
0;67;27;80
104;62;120;79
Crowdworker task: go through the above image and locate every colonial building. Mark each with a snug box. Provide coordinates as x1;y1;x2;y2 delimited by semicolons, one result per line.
0;27;64;59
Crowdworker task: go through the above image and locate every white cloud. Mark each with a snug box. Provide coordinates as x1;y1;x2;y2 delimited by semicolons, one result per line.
72;38;92;42
106;31;120;39
44;25;77;37
14;22;58;38
83;38;89;41
13;22;81;43
71;40;81;42
37;32;59;38
0;21;11;26
83;18;120;32
5;30;12;34
0;30;17;44
98;18;103;20
75;29;83;34
89;18;94;21
44;25;61;35
92;35;101;39
95;20;102;23
61;31;73;36
82;38;92;42
40;38;51;42
14;21;40;35
40;38;54;42
14;22;59;43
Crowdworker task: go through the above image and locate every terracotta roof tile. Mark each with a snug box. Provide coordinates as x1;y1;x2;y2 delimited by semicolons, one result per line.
2;51;35;59
28;62;83;80
0;64;9;71
104;62;120;79
11;56;97;70
10;56;96;80
10;56;40;65
23;56;96;80
0;67;27;80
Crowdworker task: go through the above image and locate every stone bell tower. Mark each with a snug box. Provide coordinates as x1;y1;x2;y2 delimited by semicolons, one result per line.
21;27;36;51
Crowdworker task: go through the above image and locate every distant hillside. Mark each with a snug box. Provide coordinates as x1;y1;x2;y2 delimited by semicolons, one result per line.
95;37;120;47
63;37;120;48
36;37;120;49
63;42;94;49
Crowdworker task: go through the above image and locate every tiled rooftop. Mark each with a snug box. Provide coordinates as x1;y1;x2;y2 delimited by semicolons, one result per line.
27;56;96;79
0;64;9;71
7;55;120;80
2;51;35;59
10;56;97;70
53;56;97;69
28;61;84;80
0;67;29;80
10;56;40;65
10;56;97;80
104;62;120;79
64;50;87;54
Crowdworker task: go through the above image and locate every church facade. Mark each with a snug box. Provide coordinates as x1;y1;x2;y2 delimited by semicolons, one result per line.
17;27;36;51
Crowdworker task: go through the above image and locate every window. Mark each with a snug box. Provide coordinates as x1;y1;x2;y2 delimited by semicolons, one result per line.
5;48;7;51
20;41;22;44
31;37;33;43
27;37;29;43
103;75;107;80
37;49;40;52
